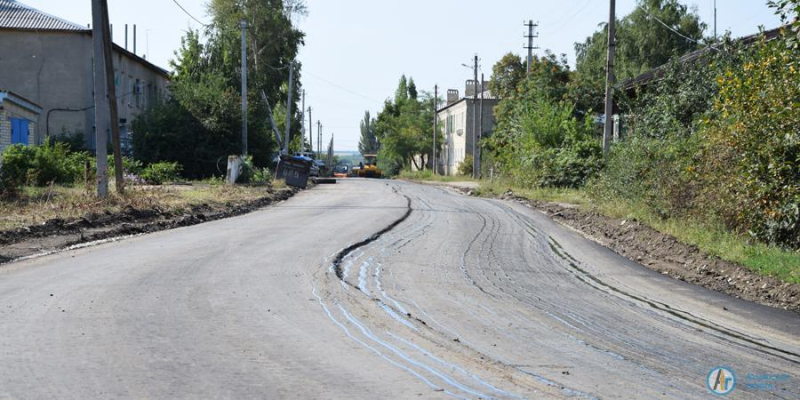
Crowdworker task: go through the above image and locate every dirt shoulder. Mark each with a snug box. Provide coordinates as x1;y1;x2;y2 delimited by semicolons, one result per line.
0;184;300;263
426;181;799;314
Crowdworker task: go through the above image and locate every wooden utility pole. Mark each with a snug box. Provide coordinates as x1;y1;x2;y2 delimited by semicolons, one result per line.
433;85;438;175
91;0;108;197
241;20;248;156
602;0;616;156
99;0;124;194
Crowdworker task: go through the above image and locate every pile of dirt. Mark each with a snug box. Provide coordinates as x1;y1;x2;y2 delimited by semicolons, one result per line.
0;187;299;263
496;190;800;314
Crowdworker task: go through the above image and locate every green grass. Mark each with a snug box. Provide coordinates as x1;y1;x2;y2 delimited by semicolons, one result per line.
478;179;800;284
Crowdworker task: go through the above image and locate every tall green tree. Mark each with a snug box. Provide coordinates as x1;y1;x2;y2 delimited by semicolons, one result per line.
133;0;305;178
573;0;706;110
358;111;379;155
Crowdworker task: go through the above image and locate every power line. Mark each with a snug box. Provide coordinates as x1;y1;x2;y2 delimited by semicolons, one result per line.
171;0;209;27
640;6;701;45
305;71;384;105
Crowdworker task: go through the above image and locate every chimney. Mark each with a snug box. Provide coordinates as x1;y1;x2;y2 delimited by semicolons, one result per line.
466;80;482;97
446;89;459;106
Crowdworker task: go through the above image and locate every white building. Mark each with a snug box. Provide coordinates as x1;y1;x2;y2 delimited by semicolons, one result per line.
435;80;499;176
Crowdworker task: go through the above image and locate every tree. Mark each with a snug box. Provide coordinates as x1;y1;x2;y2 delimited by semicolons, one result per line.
133;0;306;177
573;0;706;110
488;53;525;100
375;76;442;174
358;111;379;155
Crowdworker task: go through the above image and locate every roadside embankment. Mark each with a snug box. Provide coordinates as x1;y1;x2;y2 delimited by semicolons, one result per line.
0;182;300;263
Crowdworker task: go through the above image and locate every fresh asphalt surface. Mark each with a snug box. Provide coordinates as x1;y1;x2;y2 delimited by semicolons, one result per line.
0;179;798;399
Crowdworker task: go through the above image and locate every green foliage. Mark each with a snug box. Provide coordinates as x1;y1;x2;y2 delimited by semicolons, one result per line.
698;34;800;248
237;155;272;185
1;139;87;190
375;75;442;175
53;130;87;152
358;111;379;155
457;155;474;177
573;0;706;110
769;0;800;48
488;53;526;101
140;162;183;185
134;0;305;179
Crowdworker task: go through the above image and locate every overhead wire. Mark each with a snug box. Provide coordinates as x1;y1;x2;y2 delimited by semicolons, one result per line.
171;0;210;27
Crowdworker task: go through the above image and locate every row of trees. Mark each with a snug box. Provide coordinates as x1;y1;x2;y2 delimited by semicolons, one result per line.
131;0;306;179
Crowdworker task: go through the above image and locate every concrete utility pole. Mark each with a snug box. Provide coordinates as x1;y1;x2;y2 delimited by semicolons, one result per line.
100;0;124;194
317;120;322;158
300;90;306;152
713;0;717;41
133;25;137;55
433;84;438;175
284;61;295;155
472;54;478;179
524;20;539;72
602;0;616;156
91;0;108;197
477;73;484;178
308;107;312;154
241;20;248;156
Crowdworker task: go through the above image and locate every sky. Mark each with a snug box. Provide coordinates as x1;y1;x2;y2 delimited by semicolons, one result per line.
23;0;783;151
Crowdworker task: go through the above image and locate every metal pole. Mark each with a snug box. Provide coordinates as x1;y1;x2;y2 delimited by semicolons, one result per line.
100;0;124;194
713;0;717;41
125;24;128;50
91;0;108;197
308;107;312;154
284;61;295;155
133;25;137;55
602;0;616;156
472;54;478;179
433;84;438;175
241;20;248;156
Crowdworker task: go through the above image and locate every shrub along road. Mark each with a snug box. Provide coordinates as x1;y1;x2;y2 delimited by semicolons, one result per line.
0;179;797;398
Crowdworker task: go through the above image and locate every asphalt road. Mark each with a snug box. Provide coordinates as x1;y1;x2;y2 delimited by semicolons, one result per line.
0;179;798;399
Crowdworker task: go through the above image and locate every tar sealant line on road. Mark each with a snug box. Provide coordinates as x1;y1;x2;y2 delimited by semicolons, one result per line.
546;236;800;365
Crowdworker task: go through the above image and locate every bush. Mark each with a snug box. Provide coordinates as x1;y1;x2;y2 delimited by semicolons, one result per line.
140;161;182;185
1;139;82;190
237;156;272;185
457;155;474;176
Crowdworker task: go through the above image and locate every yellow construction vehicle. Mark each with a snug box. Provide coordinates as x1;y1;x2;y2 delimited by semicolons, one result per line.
357;154;382;178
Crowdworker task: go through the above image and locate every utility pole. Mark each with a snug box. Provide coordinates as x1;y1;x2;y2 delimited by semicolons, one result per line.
472;54;478;179
284;61;295;155
713;0;717;41
100;0;124;194
308;107;313;154
317;120;322;158
477;73;484;178
433;84;438;175
241;20;248;156
524;20;539;72
602;0;616;156
91;0;108;197
300;90;306;152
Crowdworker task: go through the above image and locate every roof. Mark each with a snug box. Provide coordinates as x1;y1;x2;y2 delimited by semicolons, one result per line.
0;90;43;114
0;0;88;32
436;90;500;114
624;26;785;91
0;0;169;77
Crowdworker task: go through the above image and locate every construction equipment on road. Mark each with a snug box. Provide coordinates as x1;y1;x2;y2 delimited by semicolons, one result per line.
357;154;382;178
